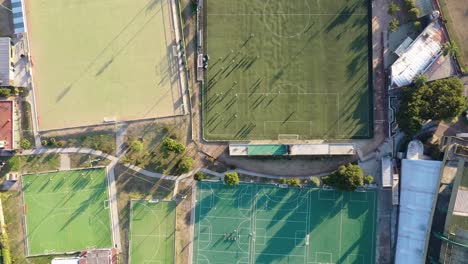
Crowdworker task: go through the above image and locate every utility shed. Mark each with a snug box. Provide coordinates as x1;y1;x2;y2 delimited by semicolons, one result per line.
0;38;12;85
395;159;442;264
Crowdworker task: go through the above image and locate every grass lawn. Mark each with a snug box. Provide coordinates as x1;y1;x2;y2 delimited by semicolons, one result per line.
26;0;183;130
0;154;60;176
22;168;112;255
42;131;116;155
203;0;372;140
438;0;468;72
122;119;189;174
194;182;377;264
69;154;111;169
129;200;176;263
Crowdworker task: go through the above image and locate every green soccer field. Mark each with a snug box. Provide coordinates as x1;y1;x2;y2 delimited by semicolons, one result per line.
203;0;372;140
193;182;377;264
22;168;112;255
26;0;183;130
129;200;176;264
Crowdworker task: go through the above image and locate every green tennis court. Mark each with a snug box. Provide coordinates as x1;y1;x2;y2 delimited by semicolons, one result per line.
22;168;112;256
193;182;377;264
26;0;183;130
203;0;372;140
129;200;176;264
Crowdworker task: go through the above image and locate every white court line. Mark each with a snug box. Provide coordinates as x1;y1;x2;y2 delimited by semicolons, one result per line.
254;218;307;224
371;191;376;263
339;196;343;261
207;13;367;16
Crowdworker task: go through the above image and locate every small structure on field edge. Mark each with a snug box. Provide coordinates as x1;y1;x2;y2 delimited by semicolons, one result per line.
229;143;356;156
51;248;117;264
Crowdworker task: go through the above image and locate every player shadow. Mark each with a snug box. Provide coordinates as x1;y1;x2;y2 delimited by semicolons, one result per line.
193;182;251;224
145;0;161;13
56;1;163;103
58;181;105;231
334;204;374;263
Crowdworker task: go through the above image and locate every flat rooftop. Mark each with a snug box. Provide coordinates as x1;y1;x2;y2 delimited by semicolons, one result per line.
0;100;13;150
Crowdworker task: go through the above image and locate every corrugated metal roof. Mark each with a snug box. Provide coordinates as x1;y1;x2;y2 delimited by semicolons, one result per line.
11;0;26;34
0;38;11;84
454;190;468;216
390;22;443;87
395;159;442;264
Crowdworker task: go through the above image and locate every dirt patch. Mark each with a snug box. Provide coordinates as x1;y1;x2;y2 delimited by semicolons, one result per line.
41;129;116;155
439;0;468;71
68;153;110;169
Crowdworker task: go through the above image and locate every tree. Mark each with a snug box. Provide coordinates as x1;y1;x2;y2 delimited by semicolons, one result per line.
194;171;206;181
309;176;321;187
177;157;193;173
129;140;144;152
364;175;374;184
408;7;420;20
0;88;10;98
414;74;428;88
387;2;400;15
224;172;239;186
397;77;467;135
286;178;300;186
413;21;422;31
442;42;460;58
20;138;31;149
161;138;185;154
322;164;364;191
388;18;400;32
404;0;416;9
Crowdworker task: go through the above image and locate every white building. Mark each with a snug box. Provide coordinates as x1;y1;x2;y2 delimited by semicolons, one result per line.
390;22;444;88
395;158;442;263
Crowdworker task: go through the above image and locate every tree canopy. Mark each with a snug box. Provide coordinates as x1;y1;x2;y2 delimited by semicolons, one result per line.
161;138;186;154
322;164;364;191
224;172;239;186
397;77;467;135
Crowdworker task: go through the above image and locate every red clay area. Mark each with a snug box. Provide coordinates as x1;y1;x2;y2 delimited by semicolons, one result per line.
0;100;13;150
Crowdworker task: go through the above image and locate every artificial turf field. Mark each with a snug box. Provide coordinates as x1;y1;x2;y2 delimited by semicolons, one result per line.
22;168;112;255
193;182;377;264
26;0;183;130
129;200;176;264
203;0;372;140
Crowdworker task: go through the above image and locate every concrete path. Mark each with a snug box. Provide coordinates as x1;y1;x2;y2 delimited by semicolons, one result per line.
107;159;122;251
59;154;70;170
115;123;127;158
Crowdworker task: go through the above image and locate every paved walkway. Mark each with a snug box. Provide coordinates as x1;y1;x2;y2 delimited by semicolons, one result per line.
115;123;127;158
107;159;122;251
59;153;70;170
